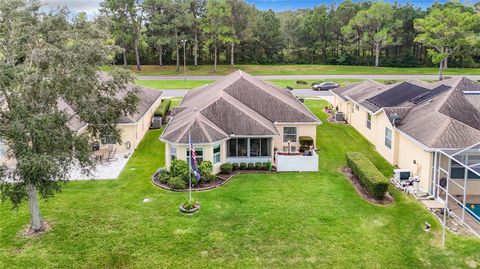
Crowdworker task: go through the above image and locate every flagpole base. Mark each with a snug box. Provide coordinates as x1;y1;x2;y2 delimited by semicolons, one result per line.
179;202;200;214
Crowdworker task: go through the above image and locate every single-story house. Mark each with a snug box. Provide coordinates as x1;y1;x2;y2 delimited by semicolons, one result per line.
331;77;480;196
0;84;162;167
160;70;321;173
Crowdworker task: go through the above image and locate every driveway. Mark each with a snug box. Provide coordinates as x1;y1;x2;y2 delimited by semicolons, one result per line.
161;89;333;98
138;74;480;81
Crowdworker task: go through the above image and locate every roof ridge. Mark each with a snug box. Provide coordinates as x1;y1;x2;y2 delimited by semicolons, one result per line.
436;77;466;113
198;113;229;137
196;115;213;142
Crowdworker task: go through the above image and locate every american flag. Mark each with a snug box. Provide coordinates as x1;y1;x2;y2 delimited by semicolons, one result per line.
189;134;201;180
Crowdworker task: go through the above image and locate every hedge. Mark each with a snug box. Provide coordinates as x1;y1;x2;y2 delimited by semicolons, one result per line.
345;152;389;199
154;99;171;118
220;163;233;174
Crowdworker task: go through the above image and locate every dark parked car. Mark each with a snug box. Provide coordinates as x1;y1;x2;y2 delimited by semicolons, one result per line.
312;82;339;91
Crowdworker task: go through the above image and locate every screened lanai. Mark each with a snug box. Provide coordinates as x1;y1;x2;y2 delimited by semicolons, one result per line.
433;142;480;236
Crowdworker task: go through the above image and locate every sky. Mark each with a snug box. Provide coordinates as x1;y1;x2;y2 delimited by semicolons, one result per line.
43;0;474;16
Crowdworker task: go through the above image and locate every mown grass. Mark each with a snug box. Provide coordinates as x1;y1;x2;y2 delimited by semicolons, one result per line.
135;79;214;89
118;64;480;76
1;100;479;268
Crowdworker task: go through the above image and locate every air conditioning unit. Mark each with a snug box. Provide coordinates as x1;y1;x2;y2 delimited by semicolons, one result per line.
394;169;411;181
334;112;345;122
151;116;162;129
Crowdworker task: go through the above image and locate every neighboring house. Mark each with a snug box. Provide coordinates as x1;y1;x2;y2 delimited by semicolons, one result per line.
64;85;163;153
160;70;321;173
0;85;162;167
331;77;480;195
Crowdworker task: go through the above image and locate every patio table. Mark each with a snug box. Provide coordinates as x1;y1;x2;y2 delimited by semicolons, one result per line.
93;148;109;163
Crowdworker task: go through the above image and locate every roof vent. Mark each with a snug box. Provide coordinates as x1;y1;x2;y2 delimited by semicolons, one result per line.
390;113;402;126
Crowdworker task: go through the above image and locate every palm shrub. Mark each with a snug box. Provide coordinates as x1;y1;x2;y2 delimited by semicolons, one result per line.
345;152;389;199
170;159;189;182
168;177;187;190
198;161;213;179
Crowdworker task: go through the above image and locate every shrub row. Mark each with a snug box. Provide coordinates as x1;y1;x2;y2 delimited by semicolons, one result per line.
345;152;389;199
161;159;214;190
154;98;171;118
220;162;272;174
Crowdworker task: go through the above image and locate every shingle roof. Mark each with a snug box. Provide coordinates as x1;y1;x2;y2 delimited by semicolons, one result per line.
332;76;480;149
161;70;321;144
61;84;162;131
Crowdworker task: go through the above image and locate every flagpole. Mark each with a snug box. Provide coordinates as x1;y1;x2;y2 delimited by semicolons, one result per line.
188;131;192;203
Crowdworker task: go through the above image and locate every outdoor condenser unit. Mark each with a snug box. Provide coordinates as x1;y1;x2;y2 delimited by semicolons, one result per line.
334;112;345;122
151;116;162;129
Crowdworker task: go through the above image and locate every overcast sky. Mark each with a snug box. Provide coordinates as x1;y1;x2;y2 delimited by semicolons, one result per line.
42;0;467;15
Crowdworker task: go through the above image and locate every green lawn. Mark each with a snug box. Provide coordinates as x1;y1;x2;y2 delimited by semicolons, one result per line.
135;79;214;89
1;100;479;268
119;64;480;76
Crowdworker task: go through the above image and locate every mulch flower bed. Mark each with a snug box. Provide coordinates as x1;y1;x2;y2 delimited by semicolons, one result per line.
341;166;394;205
152;169;276;192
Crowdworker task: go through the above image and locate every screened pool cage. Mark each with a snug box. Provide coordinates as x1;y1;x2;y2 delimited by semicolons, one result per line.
433;142;480;236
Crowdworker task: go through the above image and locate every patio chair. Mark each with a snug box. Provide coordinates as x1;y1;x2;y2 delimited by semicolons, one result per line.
107;146;118;162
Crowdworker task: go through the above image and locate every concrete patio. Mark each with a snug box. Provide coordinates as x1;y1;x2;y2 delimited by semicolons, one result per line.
68;151;133;180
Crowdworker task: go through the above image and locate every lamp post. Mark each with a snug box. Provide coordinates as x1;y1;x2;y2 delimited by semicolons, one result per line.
181;39;187;86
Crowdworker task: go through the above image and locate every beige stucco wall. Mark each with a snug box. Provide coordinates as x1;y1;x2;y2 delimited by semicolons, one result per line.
273;123;317;151
164;141;228;174
396;132;433;192
332;94;352;122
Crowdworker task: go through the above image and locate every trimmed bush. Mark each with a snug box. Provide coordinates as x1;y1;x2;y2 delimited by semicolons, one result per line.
170;159;189;182
168;176;186;190
240;162;247;170
220;163;233;174
232;163;239;170
345;152;389;199
247;163;254;170
158;169;170;183
262;162;268;170
296;80;308;85
154;99;171;118
198;161;213;179
255;162;262;170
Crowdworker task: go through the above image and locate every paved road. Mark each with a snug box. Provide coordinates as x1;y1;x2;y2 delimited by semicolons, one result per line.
138;74;480;81
161;89;333;98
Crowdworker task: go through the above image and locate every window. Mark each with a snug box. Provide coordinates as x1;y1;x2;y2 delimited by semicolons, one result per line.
100;134;117;145
366;113;372;129
187;148;203;164
213;144;221;164
450;160;480;179
355;104;359;111
227;138;271;157
283;127;297;142
283;146;296;152
170;145;177;161
385;128;392;149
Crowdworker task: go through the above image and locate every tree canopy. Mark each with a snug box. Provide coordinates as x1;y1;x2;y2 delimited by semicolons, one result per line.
0;0;138;233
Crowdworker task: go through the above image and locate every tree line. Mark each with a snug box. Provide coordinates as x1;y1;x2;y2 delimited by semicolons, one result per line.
99;0;480;74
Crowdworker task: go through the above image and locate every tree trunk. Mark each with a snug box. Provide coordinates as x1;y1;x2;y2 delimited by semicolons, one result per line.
123;45;128;67
230;42;235;66
214;44;217;72
194;33;198;67
439;59;444;81
158;45;163;66
374;44;380;67
27;184;44;232
444;56;448;69
134;39;141;71
176;44;180;73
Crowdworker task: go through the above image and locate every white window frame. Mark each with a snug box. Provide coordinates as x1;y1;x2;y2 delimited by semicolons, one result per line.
213;144;221;164
187;147;203;164
385;127;392;149
283;127;297;143
366;113;372;129
170;144;177;161
355;104;359;111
